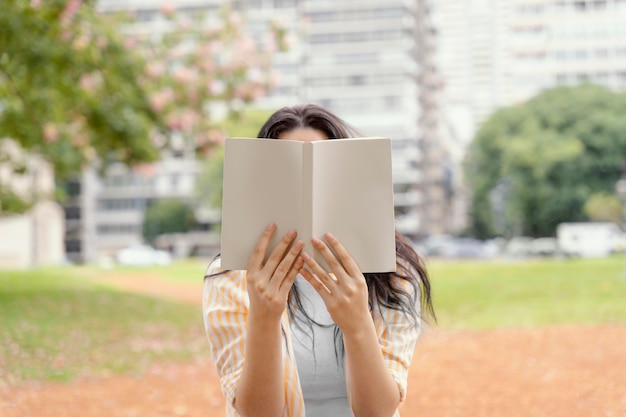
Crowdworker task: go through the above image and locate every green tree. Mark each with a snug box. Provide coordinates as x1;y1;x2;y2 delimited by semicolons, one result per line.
584;193;623;224
1;0;162;183
464;84;626;238
1;1;288;213
142;199;197;244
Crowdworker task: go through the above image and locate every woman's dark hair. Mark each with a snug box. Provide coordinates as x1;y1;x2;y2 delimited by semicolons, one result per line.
257;104;362;139
208;103;434;356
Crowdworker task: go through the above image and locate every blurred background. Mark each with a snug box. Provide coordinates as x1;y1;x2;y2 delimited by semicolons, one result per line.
1;1;626;416
2;0;626;266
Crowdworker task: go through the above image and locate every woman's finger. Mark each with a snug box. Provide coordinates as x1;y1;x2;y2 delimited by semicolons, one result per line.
324;233;361;277
268;240;304;292
278;255;305;300
301;252;337;292
299;265;332;298
247;222;276;271
311;237;346;278
262;228;298;274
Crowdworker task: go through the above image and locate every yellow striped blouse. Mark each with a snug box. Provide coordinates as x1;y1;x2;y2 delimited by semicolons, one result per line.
202;258;421;417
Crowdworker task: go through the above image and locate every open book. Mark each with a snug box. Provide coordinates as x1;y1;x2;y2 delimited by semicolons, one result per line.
220;137;396;273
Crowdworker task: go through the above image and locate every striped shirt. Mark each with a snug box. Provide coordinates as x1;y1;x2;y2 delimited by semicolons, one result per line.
202;258;421;417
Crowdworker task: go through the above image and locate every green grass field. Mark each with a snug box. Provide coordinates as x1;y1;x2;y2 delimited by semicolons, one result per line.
0;268;204;385
1;257;625;384
428;256;626;329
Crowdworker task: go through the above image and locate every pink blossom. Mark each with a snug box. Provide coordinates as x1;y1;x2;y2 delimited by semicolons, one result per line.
208;80;225;95
269;70;282;89
60;30;73;42
79;72;102;92
133;163;158;178
160;2;176;16
199;59;214;72
237;36;256;54
72;34;89;51
30;0;41;8
60;0;82;25
166;113;182;130
43;123;59;143
179;109;200;132
208;129;225;144
96;36;108;49
124;37;137;49
150;94;166;112
173;67;193;83
151;133;166;147
72;135;87;147
146;62;165;79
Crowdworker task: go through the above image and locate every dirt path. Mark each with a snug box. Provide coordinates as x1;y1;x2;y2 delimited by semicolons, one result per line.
2;273;625;417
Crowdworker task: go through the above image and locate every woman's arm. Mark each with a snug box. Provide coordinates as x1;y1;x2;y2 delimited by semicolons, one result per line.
300;233;402;417
342;315;401;417
234;223;304;417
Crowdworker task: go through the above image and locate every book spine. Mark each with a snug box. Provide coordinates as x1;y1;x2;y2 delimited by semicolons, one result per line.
302;143;314;259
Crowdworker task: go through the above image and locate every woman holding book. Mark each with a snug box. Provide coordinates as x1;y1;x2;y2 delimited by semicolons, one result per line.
203;104;434;417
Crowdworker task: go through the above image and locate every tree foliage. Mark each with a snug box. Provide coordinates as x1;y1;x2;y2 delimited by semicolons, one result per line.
584;193;622;224
464;84;626;238
142;199;197;244
1;0;162;180
1;0;287;213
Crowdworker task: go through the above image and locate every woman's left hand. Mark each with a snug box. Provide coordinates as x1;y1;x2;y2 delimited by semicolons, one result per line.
300;233;371;336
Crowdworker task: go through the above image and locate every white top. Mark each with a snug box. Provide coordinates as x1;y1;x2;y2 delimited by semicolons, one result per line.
291;275;354;417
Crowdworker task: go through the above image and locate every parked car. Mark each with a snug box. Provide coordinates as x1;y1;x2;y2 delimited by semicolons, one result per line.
440;238;487;259
529;237;561;258
116;245;172;267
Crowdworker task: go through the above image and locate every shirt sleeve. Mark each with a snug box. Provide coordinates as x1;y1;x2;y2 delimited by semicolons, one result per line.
375;275;422;403
203;260;248;408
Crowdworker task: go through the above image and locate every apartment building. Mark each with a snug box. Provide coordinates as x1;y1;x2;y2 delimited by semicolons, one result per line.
69;0;438;262
509;0;626;102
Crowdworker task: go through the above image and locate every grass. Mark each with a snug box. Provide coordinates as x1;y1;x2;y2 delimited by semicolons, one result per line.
1;256;625;385
0;267;205;386
427;256;626;329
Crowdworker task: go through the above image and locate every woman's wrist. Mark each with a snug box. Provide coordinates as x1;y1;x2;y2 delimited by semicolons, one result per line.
247;307;283;330
340;314;377;341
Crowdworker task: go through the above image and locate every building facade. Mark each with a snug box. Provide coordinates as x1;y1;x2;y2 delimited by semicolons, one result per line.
73;0;439;263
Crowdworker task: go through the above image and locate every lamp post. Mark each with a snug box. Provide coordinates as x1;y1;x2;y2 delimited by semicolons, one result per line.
615;176;626;278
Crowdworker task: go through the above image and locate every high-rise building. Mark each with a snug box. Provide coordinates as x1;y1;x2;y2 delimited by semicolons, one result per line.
296;0;433;238
509;0;626;102
69;0;439;262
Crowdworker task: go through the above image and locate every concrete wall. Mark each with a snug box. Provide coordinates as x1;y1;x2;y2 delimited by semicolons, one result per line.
0;201;66;269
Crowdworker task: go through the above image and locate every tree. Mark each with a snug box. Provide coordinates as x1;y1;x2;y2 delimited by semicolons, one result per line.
1;0;287;213
584;193;622;224
1;0;162;193
142;199;197;244
464;84;626;238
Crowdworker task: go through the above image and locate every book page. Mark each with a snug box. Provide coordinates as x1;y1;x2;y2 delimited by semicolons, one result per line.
311;138;396;273
220;138;304;270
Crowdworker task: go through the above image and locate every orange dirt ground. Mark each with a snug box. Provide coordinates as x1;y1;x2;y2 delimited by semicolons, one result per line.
2;273;625;417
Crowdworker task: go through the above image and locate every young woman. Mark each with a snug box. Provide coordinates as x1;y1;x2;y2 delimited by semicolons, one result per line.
203;104;434;417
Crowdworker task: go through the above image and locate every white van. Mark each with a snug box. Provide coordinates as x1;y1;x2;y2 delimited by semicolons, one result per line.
556;222;624;258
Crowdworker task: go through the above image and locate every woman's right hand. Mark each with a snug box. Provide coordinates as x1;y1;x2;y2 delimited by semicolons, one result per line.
246;222;304;321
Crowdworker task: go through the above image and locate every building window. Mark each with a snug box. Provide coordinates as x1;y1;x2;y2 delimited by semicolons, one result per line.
97;198;142;211
96;224;140;235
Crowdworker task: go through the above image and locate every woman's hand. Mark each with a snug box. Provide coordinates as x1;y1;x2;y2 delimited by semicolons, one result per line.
246;222;304;321
300;233;371;336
